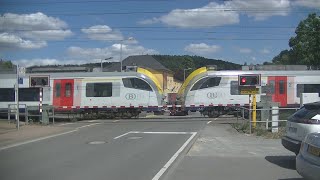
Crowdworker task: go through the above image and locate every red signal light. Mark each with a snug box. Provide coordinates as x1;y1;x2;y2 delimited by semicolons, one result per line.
241;77;246;84
239;74;260;86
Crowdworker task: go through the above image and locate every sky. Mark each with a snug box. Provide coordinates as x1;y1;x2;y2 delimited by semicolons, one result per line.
0;0;319;67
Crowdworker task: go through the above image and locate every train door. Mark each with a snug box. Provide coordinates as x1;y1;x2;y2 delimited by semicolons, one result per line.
53;79;74;107
268;76;287;107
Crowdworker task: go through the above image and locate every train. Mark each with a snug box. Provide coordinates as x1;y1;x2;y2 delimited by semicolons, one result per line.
2;65;320;119
0;67;164;118
176;67;320;117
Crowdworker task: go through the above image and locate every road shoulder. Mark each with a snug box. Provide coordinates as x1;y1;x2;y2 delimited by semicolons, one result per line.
0;120;74;148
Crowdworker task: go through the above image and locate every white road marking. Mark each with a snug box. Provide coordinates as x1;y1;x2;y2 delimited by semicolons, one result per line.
130;131;195;135
113;120;120;123
57;123;73;126
113;130;198;179
88;120;97;123
0;130;77;151
207;121;212;124
152;132;197;180
113;131;133;139
0;123;101;151
77;123;101;129
248;151;258;155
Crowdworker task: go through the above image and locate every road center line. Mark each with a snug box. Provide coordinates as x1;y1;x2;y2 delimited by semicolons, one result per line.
152;132;197;180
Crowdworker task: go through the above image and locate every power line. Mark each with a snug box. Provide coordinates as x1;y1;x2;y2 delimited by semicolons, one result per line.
1;9;317;16
22;37;290;43
0;25;299;31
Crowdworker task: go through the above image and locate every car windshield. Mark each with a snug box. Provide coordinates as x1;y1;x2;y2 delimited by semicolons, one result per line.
288;106;320;123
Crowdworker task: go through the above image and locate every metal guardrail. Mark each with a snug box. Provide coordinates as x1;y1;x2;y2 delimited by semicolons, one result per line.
237;106;300;134
7;104;55;125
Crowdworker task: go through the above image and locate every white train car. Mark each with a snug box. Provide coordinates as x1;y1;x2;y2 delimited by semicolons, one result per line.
178;67;320;117
0;67;164;118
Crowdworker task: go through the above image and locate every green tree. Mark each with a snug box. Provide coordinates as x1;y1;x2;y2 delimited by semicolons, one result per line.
289;13;320;67
1;60;13;69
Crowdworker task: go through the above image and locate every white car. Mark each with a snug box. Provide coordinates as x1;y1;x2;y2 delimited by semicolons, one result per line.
282;101;320;155
296;132;320;180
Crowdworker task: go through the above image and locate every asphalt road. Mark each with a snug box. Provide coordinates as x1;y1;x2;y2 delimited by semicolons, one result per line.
0;114;303;180
0;117;207;180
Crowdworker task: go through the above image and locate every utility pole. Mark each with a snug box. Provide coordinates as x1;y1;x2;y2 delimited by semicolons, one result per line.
15;64;20;130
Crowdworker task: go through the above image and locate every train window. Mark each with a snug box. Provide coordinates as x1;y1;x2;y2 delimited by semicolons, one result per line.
122;78;152;91
65;83;72;97
19;88;40;101
230;81;240;95
55;83;61;97
297;84;320;97
279;80;285;94
191;77;221;91
0;88;15;102
269;80;275;94
86;83;112;97
200;77;221;89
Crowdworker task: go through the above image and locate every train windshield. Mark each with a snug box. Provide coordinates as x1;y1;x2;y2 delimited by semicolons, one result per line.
122;78;153;91
191;77;221;91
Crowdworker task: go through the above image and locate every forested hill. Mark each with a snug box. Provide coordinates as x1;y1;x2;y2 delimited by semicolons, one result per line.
152;55;241;81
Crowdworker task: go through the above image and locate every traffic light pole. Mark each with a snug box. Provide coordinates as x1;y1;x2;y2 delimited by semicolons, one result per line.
252;94;257;129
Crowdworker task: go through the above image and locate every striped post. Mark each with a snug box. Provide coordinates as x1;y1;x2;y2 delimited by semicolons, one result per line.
39;87;43;113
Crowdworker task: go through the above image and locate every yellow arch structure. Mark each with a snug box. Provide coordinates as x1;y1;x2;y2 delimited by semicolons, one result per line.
137;67;163;94
178;67;207;96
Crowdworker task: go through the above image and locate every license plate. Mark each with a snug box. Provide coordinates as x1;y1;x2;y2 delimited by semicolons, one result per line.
308;145;320;157
288;127;297;133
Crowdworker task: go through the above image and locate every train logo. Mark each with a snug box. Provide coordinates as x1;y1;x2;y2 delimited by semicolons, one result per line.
207;92;218;99
125;93;137;100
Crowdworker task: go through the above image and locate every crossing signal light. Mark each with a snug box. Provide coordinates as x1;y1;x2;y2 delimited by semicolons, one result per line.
30;76;49;87
238;74;260;86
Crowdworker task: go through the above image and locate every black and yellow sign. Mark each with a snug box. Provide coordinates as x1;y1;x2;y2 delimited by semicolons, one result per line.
239;87;259;95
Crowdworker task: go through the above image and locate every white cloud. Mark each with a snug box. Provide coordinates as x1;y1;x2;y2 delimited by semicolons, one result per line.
260;48;271;54
138;18;160;25
229;0;291;20
239;48;252;54
0;12;72;39
13;58;90;67
142;2;239;28
81;25;123;41
0;12;72;50
67;44;159;61
0;12;68;31
21;30;73;40
184;43;221;55
293;0;320;9
140;0;292;27
0;32;47;49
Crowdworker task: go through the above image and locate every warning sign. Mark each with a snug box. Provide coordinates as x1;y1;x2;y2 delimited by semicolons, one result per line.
239;87;259;95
